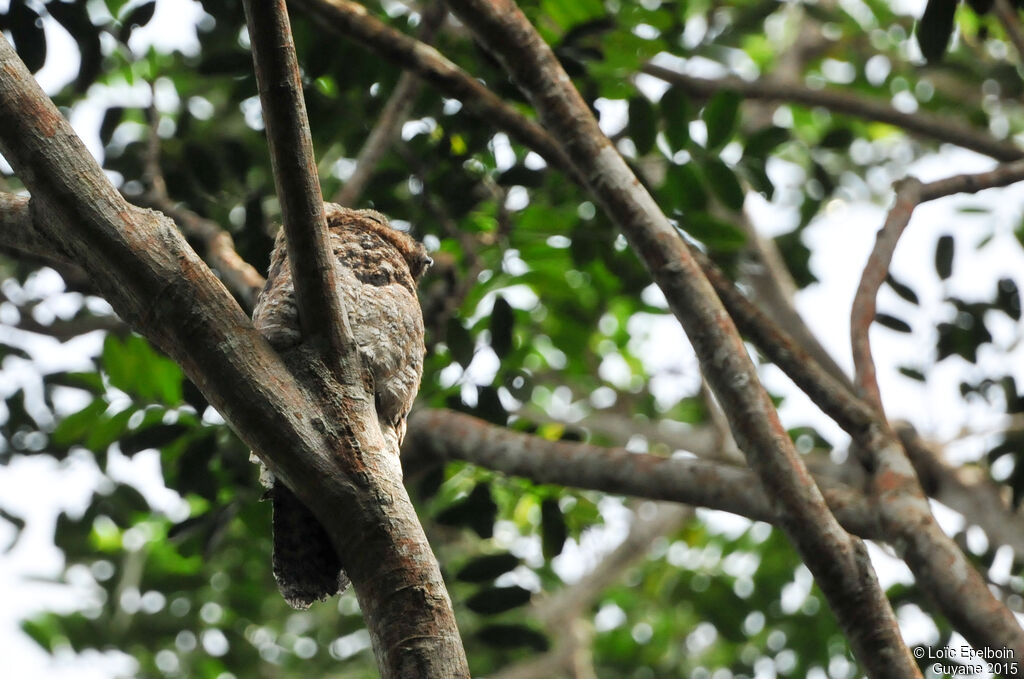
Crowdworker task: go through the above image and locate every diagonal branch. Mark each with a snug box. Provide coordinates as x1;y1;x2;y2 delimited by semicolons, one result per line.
288;0;577;176
137;100;265;313
642;66;1024;162
333;1;447;206
0;32;468;679
994;0;1024;62
243;0;353;359
439;2;916;676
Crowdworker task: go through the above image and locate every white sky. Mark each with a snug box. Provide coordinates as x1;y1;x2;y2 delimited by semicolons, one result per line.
1;0;1022;677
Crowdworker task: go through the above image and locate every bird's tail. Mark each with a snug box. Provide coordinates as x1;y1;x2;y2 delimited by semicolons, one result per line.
270;481;350;609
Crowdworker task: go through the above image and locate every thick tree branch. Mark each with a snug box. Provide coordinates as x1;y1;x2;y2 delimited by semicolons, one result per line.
642;66;1024;162
243;0;353;359
695;243;1024;662
0;34;467;679
438;3;916;676
406;409;880;539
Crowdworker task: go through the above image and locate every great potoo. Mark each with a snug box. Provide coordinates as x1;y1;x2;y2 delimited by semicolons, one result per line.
252;204;431;609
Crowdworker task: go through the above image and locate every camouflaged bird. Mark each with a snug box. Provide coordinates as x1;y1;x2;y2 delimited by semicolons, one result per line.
251;204;431;608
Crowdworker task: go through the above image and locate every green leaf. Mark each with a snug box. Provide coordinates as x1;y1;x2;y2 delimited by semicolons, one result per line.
664;163;708;212
478;624;549;651
99;107;125;146
743;126;789;160
703;90;741;150
102;334;183;405
916;0;958;63
660;86;691;151
466;585;532;614
446;319;474;368
935;234;954;280
702;157;745;210
435;484;497;539
885;273;920;305
996;278;1021;320
819;127;855;149
120;422;191;455
681;214;747;253
118;1;157;44
628;96;657;155
51;399;109;448
541;498;567;560
489;297;515;358
456;553;521;583
899;366;927;381
875;313;912;333
8;0;46;73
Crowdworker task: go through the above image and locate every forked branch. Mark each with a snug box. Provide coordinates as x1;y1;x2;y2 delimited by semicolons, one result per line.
243;0;353;360
441;1;917;675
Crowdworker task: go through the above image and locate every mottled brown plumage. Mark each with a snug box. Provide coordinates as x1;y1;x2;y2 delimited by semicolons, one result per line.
252;204;430;608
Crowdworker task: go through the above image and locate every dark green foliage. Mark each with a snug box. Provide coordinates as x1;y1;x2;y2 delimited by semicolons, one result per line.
456;553;521;583
916;0;959;63
2;0;1023;676
935;234;955;280
875;313;912;333
702;91;741;151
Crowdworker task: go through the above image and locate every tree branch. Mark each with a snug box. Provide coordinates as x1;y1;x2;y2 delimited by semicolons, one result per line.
332;1;446;206
438;3;916;676
854;160;1024;413
137;102;265;313
288;0;577;176
406;409;881;538
243;0;353;359
0;33;468;679
994;0;1024;62
851;178;922;413
642;66;1024;162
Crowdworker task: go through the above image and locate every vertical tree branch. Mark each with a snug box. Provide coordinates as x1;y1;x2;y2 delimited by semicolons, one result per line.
243;0;353;358
851;178;922;414
439;2;918;676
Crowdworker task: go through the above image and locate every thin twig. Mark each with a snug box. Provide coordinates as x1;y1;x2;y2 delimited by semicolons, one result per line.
243;0;353;359
994;0;1024;62
642;65;1024;162
288;0;577;177
853;159;1024;412
333;1;447;206
851;178;922;414
138;98;265;312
